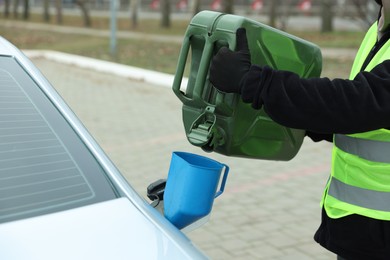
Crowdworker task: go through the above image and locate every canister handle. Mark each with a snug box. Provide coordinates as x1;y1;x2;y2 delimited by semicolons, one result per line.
172;36;191;103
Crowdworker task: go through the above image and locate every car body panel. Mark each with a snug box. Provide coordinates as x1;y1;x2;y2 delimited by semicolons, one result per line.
0;198;199;260
0;36;207;259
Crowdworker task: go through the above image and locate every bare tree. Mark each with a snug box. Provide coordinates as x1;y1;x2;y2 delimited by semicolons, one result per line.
223;0;234;14
4;0;10;17
350;0;378;28
130;0;139;28
279;0;293;31
161;0;171;28
6;0;29;19
191;0;201;16
43;0;50;22
75;0;91;27
22;0;29;19
13;0;20;18
55;0;63;24
321;0;334;32
269;0;279;28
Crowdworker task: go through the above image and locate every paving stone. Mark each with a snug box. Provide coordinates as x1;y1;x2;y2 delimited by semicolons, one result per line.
32;57;338;260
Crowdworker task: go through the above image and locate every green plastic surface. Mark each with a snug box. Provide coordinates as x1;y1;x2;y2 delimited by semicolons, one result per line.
172;11;322;161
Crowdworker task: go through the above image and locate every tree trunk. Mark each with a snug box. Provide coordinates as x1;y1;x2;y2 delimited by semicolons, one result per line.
279;0;293;30
161;0;171;28
130;0;139;28
43;0;50;22
191;0;201;16
23;0;29;20
75;0;91;27
269;0;278;28
13;0;20;18
56;0;63;24
4;0;10;17
223;0;234;14
321;0;334;32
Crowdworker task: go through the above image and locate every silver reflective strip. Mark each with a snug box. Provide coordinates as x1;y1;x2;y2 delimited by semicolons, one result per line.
335;134;390;163
328;177;390;212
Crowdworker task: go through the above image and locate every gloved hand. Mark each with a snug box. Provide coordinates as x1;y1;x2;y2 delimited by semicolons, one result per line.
209;28;252;94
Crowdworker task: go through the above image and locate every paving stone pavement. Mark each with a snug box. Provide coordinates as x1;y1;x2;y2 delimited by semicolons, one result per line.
31;57;336;260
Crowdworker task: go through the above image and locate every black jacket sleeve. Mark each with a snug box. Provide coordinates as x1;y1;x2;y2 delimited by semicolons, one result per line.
241;60;390;135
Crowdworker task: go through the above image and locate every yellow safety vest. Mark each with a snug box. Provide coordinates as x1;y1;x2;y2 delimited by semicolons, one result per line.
322;22;390;220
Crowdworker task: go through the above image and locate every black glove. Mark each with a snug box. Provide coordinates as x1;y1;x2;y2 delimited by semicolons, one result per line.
305;131;333;143
209;28;252;93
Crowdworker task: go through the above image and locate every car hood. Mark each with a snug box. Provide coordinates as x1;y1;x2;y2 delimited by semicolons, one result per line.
0;198;206;260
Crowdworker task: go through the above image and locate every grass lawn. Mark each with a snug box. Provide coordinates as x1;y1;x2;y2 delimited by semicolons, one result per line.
0;13;362;77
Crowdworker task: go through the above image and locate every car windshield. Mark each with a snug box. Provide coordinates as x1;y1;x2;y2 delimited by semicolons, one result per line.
0;56;118;223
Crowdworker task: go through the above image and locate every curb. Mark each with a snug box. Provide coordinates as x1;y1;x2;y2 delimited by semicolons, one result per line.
23;50;188;89
23;47;356;90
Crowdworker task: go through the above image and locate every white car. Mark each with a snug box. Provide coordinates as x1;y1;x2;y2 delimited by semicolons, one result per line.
0;36;207;260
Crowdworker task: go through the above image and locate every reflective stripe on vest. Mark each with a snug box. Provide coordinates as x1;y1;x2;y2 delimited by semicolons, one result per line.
328;177;390;212
330;134;390;212
334;134;390;163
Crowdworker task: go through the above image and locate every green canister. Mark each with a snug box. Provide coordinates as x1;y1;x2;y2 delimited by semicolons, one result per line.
172;11;322;161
